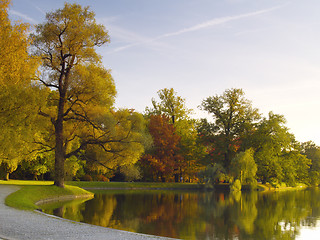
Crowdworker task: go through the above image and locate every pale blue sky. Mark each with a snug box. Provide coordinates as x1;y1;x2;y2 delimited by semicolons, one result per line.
8;0;320;145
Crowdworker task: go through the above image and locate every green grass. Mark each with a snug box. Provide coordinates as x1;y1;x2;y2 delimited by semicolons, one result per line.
67;181;204;190
0;180;54;186
2;181;93;210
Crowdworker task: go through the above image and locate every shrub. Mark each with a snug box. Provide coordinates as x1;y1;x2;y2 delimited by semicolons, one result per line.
198;163;227;184
230;179;242;191
81;174;93;181
96;174;108;182
120;164;141;182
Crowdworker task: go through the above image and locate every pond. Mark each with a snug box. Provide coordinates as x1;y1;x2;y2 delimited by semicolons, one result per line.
41;188;320;240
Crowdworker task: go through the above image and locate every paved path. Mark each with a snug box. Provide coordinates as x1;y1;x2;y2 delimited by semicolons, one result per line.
0;185;176;240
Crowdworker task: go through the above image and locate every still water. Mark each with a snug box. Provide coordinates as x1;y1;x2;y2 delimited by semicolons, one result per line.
41;188;320;239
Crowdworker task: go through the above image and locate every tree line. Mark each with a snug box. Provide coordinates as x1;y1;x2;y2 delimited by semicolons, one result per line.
1;1;319;188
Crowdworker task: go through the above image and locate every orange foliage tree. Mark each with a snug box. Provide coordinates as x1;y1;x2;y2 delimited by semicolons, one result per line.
139;115;183;182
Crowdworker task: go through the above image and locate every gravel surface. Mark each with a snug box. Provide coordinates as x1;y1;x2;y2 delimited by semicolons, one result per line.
0;185;177;240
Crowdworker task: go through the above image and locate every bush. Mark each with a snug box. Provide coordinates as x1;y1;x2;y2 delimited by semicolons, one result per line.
120;164;141;182
81;174;93;181
96;174;108;182
246;178;258;191
230;149;257;184
230;179;242;192
198;163;227;184
280;182;287;188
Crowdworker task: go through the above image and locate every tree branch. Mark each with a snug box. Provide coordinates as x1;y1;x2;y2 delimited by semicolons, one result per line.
37;78;59;89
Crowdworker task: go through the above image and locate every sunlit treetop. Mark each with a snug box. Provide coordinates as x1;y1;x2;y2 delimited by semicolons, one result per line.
0;0;39;87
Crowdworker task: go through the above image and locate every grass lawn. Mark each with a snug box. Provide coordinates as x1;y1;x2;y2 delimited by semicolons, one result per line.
0;180;54;186
67;181;204;190
1;180;93;210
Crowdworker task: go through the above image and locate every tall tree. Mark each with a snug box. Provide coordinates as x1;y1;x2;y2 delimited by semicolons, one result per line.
301;141;320;185
145;88;191;124
32;3;145;187
0;0;38;86
0;0;42;179
175;119;206;182
139;115;182;182
230;148;257;185
250;112;310;185
200;88;260;170
145;88;203;181
250;112;290;184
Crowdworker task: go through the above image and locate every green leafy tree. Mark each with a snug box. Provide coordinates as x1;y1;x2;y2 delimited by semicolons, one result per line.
32;3;145;187
255;145;284;184
252;113;291;184
175;119;206;182
145;88;203;182
198;163;227;184
20;152;53;180
250;112;309;186
119;164;142;182
145;88;191;124
0;160;18;181
230;148;257;185
200;88;260;171
280;151;311;186
301;141;320;185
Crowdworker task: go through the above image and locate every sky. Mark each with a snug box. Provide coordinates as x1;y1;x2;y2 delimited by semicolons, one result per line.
8;0;320;145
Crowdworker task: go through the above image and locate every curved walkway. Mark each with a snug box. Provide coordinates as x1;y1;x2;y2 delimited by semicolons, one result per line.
0;185;176;240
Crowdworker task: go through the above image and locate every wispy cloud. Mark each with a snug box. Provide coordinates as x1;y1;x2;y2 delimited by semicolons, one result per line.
102;22;170;53
160;5;283;38
34;6;46;15
9;9;37;24
109;4;285;53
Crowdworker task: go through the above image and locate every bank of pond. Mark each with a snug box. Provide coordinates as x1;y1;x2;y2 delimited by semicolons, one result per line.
2;180;320;239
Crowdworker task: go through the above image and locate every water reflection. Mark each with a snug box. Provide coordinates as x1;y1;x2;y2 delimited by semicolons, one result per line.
41;188;320;240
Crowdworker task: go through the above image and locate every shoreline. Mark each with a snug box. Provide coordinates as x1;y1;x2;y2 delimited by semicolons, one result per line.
35;193;94;206
0;185;178;240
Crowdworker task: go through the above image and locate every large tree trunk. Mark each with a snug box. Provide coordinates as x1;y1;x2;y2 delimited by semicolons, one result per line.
54;121;65;188
54;86;66;188
5;172;9;181
53;64;71;188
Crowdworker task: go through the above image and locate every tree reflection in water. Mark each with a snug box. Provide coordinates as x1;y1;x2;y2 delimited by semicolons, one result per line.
41;188;320;240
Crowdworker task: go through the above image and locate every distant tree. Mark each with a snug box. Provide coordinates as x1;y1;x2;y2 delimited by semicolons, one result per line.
20;152;54;180
230;148;257;185
0;161;18;181
145;88;191;124
198;163;227;184
145;88;203;182
175;119;206;182
199;88;260;171
280;150;310;186
250;112;309;186
32;3;145;187
254;144;284;184
139;115;182;182
301;141;320;185
251;112;292;184
119;164;142;182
